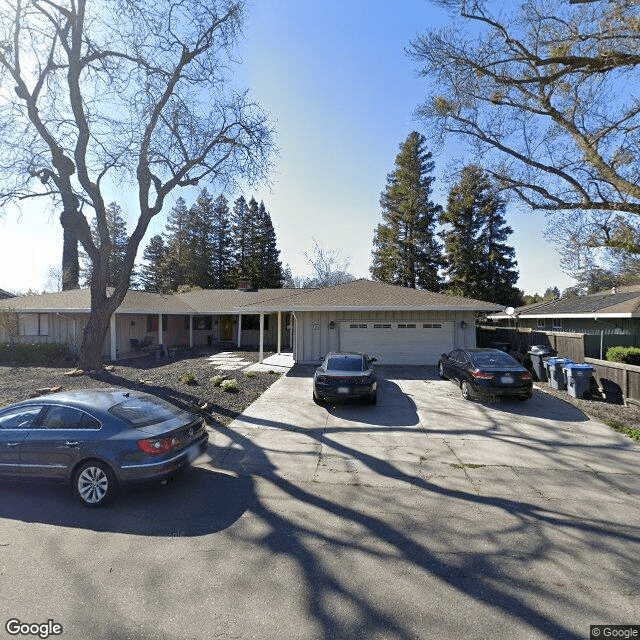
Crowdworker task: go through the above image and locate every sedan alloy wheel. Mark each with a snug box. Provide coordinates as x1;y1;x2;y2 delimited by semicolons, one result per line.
74;460;117;507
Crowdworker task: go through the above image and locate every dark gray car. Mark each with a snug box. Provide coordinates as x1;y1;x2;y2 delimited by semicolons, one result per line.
0;388;208;507
313;352;378;405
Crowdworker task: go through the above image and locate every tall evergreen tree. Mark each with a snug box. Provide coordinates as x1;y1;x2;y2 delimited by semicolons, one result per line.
80;202;131;287
186;188;216;288
162;197;191;290
255;200;283;288
441;165;521;306
139;234;168;292
211;195;234;289
371;131;443;290
230;195;250;283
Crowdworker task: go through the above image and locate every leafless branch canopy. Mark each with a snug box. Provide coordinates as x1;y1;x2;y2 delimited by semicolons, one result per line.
410;0;640;252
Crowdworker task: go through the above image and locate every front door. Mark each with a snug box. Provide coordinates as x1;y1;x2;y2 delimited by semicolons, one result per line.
221;316;234;341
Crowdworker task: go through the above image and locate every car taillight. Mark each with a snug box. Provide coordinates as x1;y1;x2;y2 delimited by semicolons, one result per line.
519;372;533;380
138;437;176;455
470;371;494;379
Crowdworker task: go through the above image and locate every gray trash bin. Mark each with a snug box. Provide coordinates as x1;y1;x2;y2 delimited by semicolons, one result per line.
563;363;594;399
528;345;557;381
545;357;573;390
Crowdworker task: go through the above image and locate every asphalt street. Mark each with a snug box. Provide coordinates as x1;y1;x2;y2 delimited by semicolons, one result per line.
0;364;638;640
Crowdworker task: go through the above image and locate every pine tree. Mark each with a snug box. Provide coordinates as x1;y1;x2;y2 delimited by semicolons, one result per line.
441;165;521;305
139;234;168;292
256;201;283;288
370;131;443;290
186;188;216;288
230;195;250;283
211;195;234;289
162;197;191;290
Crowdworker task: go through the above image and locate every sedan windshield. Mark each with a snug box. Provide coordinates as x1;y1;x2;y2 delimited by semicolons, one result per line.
326;356;365;372
109;396;187;427
471;352;520;368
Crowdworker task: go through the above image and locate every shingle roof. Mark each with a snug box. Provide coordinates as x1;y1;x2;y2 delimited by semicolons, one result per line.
0;280;501;314
491;284;640;318
237;279;501;312
0;288;13;299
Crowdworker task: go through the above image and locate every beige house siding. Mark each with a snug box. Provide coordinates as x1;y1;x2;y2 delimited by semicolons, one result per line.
293;310;477;364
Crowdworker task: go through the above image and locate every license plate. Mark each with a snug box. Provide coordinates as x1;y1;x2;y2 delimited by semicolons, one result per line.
337;387;350;394
500;375;514;384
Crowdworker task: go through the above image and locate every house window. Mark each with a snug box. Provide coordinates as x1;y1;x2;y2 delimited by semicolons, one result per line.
192;316;213;331
536;319;546;329
241;315;270;331
552;319;563;329
20;313;48;336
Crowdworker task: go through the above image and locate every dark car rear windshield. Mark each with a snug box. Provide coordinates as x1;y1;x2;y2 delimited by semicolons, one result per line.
109;396;187;427
471;352;520;368
326;356;365;372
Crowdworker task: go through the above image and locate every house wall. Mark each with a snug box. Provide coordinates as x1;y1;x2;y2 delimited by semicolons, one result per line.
518;317;639;335
0;312;85;355
293;310;476;364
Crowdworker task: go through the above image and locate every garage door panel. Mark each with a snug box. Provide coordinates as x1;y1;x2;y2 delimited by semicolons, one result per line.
339;322;454;365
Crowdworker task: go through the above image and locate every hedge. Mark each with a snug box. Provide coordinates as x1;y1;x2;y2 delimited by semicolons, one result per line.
0;343;71;364
605;346;640;366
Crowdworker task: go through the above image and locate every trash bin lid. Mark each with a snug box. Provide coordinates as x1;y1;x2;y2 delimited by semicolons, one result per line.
546;357;573;366
562;363;594;371
528;345;557;355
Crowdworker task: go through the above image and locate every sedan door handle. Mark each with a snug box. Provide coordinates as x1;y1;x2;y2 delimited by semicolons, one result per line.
5;442;20;447
64;441;82;447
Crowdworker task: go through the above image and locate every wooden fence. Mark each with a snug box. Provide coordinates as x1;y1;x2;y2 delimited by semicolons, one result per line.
584;358;640;406
477;326;586;361
478;326;640;405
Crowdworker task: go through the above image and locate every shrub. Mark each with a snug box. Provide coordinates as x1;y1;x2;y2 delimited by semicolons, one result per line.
243;370;257;378
221;378;238;392
211;375;226;387
605;346;640;366
179;371;198;385
0;343;70;364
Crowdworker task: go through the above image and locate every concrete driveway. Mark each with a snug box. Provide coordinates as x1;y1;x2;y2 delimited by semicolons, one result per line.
203;364;640;639
0;365;638;640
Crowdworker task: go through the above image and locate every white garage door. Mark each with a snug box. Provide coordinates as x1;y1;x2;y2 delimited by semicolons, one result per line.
339;321;455;365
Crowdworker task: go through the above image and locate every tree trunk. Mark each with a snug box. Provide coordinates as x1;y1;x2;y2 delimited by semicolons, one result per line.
77;307;112;371
61;226;80;290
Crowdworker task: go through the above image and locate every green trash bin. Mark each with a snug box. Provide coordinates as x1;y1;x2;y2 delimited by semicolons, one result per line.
563;363;594;399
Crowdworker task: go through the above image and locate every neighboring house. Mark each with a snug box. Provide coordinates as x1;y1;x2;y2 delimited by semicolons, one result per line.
0;279;499;365
0;288;14;300
488;284;640;351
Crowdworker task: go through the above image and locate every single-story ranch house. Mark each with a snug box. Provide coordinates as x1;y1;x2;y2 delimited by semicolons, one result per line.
0;279;500;365
488;285;640;350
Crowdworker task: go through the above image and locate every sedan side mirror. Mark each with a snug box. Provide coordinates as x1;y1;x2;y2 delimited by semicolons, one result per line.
370;357;377;362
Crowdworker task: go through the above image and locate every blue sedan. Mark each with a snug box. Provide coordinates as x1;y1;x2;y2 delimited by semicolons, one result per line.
0;388;208;507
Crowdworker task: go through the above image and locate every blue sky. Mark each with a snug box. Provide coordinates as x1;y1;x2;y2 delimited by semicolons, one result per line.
0;0;576;295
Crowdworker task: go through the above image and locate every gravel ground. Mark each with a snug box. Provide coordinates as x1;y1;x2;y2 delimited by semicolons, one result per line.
0;348;282;427
1;350;638;435
534;379;640;431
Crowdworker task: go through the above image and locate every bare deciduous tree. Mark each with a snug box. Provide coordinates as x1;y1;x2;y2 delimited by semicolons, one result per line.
410;0;640;256
0;0;274;369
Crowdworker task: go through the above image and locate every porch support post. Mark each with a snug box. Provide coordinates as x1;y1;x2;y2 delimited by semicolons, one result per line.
158;313;163;345
277;311;282;354
237;314;242;348
110;313;117;362
259;312;264;363
189;315;193;348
